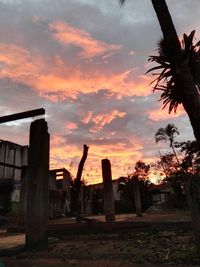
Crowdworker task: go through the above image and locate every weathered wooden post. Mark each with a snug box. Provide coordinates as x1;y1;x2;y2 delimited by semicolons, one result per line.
25;119;49;250
101;158;115;222
74;144;89;218
133;178;142;217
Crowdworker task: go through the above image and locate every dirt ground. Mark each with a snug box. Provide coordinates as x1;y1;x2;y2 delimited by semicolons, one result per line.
1;212;199;267
1;230;200;267
0;258;182;267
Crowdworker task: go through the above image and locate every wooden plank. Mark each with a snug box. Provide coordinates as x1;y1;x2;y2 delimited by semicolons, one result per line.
7;221;192;235
0;108;45;124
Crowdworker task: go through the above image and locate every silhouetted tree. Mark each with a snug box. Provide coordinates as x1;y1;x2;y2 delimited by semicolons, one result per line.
119;0;200;246
155;124;179;164
118;161;151;215
153;152;186;209
175;140;200;174
153;140;200;209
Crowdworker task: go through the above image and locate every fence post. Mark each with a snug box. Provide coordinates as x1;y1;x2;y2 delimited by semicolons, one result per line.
101;158;115;222
25;119;49;250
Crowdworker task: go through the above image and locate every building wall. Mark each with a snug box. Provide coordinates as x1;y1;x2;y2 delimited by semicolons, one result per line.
85;179;121;215
0;140;28;181
49;169;71;218
0;141;72;218
0;140;28;214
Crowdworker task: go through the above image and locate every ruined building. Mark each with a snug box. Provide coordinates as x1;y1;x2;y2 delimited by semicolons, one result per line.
0;139;71;218
0;140;28;214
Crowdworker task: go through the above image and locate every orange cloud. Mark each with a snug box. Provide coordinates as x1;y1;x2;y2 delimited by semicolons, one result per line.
82;110;126;132
0;43;151;100
0;44;40;83
49;21;121;58
148;104;185;121
50;138;143;184
82;111;93;124
66;122;78;130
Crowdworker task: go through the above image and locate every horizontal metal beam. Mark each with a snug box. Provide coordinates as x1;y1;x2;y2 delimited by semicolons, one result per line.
0;108;45;124
0;162;22;170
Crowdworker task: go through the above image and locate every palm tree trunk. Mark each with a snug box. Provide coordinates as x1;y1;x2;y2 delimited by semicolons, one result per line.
158;150;168;177
186;174;200;246
151;0;200;145
171;143;180;165
182;92;200;147
151;0;200;247
151;0;181;55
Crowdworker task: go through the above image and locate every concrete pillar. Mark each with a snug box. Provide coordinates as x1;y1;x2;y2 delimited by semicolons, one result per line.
101;159;115;222
25;119;49;250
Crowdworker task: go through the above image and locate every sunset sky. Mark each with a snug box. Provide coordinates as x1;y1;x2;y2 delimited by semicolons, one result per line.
0;0;199;184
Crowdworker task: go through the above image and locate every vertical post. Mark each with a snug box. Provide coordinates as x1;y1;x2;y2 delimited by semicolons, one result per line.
19;166;28;225
101;159;115;222
133;178;142;217
63;170;71;213
186;174;200;245
80;186;84;214
0;142;6;179
75;144;89;216
18;146;29;223
26;119;49;250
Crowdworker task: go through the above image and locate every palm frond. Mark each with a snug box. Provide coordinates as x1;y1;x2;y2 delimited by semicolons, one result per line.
155;128;168;143
147;30;200;113
165;124;179;136
155;124;179;145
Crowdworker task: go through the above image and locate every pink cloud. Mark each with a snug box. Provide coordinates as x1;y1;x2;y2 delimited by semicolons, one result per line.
82;110;126;132
148;104;185;121
66;122;78;130
0;44;40;82
82;111;93;124
0;43;151;100
49;21;121;58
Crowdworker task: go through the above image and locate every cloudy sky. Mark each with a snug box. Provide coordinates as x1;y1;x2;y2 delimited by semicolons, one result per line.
0;0;199;184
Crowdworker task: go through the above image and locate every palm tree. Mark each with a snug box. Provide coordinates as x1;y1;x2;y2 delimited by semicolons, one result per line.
120;0;200;147
119;0;200;246
155;123;179;164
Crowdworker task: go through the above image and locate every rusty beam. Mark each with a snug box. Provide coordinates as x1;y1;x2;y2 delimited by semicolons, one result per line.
0;108;45;124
